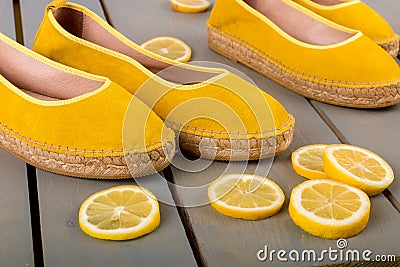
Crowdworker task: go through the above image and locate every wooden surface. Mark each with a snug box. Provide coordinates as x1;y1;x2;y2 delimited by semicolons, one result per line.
0;0;14;38
105;0;400;266
0;0;399;266
312;0;400;204
0;149;34;267
34;170;196;267
0;1;34;266
18;0;196;266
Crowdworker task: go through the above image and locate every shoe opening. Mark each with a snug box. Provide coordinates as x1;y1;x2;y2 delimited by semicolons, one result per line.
243;0;353;46
312;0;345;6
53;7;221;85
0;37;103;101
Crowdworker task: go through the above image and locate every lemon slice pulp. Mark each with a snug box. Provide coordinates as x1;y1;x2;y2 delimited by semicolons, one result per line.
141;36;191;62
323;144;394;196
292;144;328;179
79;185;160;240
289;179;370;239
170;0;211;13
208;174;285;220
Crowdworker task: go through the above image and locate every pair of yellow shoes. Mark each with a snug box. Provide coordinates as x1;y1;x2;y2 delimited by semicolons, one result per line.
0;0;295;179
208;0;400;108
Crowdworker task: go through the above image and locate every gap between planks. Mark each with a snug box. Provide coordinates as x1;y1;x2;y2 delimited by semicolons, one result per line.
26;164;44;267
163;167;207;267
310;100;400;214
98;1;205;265
98;0;114;27
13;1;45;265
11;1;398;266
12;0;24;44
12;0;204;264
100;0;399;263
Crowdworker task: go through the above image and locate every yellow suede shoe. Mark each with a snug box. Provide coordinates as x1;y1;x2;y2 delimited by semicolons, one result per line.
207;0;400;108
291;0;400;57
32;0;295;161
0;32;175;179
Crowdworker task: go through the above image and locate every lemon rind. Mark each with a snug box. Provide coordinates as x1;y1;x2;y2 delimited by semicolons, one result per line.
79;185;160;240
324;145;394;187
208;174;285;219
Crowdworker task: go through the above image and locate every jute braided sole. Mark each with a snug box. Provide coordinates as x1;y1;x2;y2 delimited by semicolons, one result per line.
378;34;400;57
0;123;175;179
177;115;295;161
207;26;400;108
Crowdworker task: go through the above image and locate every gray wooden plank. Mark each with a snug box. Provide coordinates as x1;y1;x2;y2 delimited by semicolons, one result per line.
173;165;400;267
105;0;400;266
311;102;400;202
0;149;35;267
311;0;400;203
0;1;34;266
103;0;213;54
0;0;15;38
170;99;400;266
36;170;196;267
19;0;196;266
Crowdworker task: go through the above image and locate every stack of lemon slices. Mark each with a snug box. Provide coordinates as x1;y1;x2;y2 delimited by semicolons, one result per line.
290;144;394;239
291;144;394;196
206;144;394;240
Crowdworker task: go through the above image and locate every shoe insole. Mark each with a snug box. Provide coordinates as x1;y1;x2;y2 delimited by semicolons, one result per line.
21;89;61;101
312;0;344;6
0;39;104;101
53;7;222;85
244;0;353;46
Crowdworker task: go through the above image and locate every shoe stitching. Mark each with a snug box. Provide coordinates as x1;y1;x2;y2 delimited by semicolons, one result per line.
0;121;175;157
374;34;400;45
166;114;295;139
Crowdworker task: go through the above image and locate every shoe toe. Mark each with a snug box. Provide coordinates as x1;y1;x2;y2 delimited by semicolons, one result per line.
171;73;295;160
343;3;396;43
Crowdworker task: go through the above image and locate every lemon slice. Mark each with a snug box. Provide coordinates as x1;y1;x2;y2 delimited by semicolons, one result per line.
292;144;328;179
208;174;285;220
141;36;191;62
79;185;160;240
289;179;370;239
323;144;394;196
170;0;211;13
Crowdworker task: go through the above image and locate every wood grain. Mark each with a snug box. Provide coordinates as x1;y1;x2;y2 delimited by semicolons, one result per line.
0;149;34;266
34;170;196;267
312;0;400;203
0;1;34;266
105;0;400;266
18;0;196;266
0;0;15;39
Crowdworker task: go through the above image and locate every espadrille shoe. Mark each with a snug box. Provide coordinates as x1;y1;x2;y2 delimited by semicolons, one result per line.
207;0;400;108
291;0;400;57
0;32;175;179
32;0;295;161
